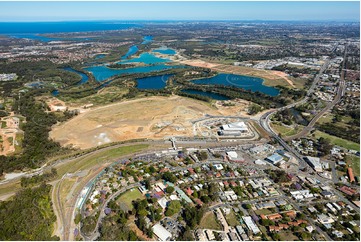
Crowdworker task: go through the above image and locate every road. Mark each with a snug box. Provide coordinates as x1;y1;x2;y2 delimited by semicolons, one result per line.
284;45;348;141
82;182;141;241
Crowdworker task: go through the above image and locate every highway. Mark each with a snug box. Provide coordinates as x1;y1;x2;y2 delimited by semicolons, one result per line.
284;44;348;141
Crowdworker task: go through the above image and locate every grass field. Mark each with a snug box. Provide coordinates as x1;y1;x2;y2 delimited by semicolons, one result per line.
278;231;299;241
116;188;143;211
254;209;273;216
250;121;270;139
65;86;129;107
199;211;222;230
56;144;149;179
317;113;353;129
225;211;240;226
312;130;360;151
348;155;360;177
0;180;21;197
271;122;304;137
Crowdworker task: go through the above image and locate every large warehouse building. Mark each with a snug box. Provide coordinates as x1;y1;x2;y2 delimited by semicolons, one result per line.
218;121;249;136
305;156;323;172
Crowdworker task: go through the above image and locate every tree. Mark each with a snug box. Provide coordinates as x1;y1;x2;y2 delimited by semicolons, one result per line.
198;151;208;161
162;172;177;183
74;213;82;224
165;186;175;194
165;200;181;216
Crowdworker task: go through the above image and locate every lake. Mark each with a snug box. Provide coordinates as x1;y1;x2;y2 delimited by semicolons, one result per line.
121;45;139;59
181;89;230;100
141;35;153;44
94;54;106;59
136;74;173;90
121;52;171;65
63;67;89;85
152;48;176;55
85;64;177;82
191;73;279;96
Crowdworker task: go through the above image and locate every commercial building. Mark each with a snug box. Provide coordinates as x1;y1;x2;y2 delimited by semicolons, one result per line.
242;216;261;234
266;153;284;165
152;223;172;241
226;151;238;160
305;156;323;172
218;121;249;136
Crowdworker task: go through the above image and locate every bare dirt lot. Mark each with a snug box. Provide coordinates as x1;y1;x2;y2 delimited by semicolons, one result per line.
50;95;249;149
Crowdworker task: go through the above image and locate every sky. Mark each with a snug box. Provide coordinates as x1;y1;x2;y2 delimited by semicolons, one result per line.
0;1;359;22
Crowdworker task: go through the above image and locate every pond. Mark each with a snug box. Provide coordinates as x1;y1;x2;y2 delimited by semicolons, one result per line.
191;73;279;96
136;74;173;90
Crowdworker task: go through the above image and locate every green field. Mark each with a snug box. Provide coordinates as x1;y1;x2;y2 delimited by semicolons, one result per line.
116;189;143;211
317;113;353;128
312;130;360;151
56;144;149;178
199;211;222;230
348;155;360;177
271;122;304;137
225;211;240;226
254;209;273;216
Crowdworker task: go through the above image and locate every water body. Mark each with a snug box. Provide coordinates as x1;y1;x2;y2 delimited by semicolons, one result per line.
121;53;170;65
191;73;279;96
152;48;176;55
85;64;177;82
0;22;138;34
51;90;59;96
9;33;57;42
121;45;139;59
141;35;153;44
63;67;89;85
2;22;138;42
94;54;106;60
182;89;230;100
136;74;173;90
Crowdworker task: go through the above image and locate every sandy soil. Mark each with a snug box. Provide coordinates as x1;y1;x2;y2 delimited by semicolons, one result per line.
270;70;296;87
50;95;246;149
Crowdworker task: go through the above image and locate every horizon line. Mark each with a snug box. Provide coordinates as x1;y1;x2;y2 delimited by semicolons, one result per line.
0;19;359;23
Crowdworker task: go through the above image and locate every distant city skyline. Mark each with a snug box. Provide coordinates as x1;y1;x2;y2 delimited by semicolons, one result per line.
0;1;359;22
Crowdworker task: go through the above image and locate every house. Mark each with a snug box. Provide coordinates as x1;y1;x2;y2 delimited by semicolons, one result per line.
317;214;335;224
186;187;194;196
348;168;355;183
339;186;357;196
157;197;169;209
267;213;282;221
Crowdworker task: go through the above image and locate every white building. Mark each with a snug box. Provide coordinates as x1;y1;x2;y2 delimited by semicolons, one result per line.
157;197;169;209
242;216;261;234
254;159;267;165
226;151;238;160
305;156;323;172
152;223;172;241
221;122;248;132
219;121;249;136
290;190;314;200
